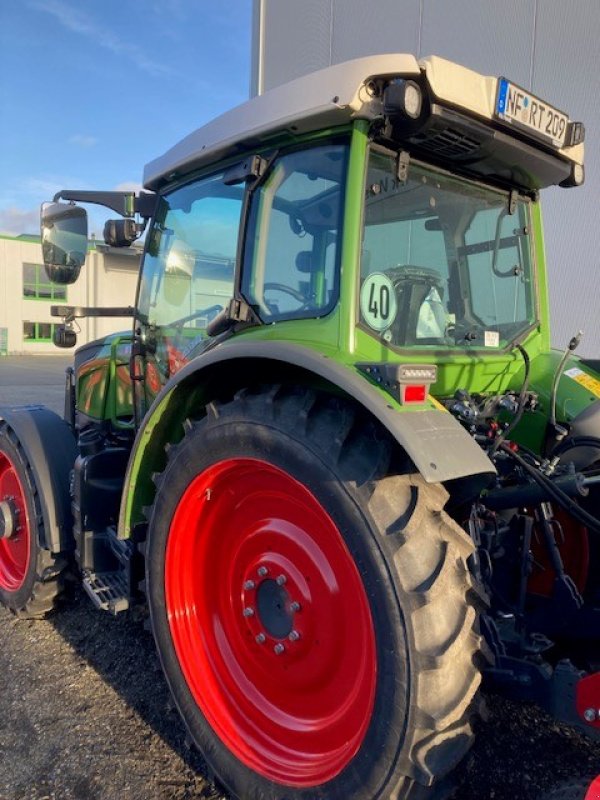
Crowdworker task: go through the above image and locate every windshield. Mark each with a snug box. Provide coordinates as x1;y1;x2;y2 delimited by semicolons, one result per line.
136;172;244;386
360;149;535;350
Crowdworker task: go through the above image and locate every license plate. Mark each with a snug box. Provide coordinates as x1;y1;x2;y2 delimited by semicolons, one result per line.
495;78;569;148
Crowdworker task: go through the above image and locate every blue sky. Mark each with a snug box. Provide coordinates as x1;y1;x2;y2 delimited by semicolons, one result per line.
0;1;252;236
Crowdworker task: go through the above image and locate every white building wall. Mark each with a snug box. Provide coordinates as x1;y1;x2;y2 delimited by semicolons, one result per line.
252;0;600;355
0;234;139;355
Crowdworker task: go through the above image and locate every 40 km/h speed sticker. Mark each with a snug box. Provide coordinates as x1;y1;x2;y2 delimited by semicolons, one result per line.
360;273;397;332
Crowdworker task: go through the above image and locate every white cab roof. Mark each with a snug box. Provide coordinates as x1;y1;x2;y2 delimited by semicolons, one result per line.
143;53;583;190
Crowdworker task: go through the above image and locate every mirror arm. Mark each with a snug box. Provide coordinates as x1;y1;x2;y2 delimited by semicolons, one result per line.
50;305;135;323
52;190;156;219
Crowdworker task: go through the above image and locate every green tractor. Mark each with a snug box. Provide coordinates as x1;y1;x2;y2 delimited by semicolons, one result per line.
1;54;598;799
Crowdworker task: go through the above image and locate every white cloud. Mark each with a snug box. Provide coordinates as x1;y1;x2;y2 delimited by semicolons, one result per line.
0;207;40;236
69;134;98;149
114;181;144;193
30;0;175;76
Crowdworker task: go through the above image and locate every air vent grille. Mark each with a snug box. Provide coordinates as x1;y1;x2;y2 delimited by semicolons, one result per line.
411;127;482;158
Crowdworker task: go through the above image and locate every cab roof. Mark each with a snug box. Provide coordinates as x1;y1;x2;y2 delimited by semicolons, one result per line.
143;53;583;192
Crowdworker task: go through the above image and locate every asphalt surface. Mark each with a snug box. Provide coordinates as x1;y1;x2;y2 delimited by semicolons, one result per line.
0;356;598;800
0;355;72;415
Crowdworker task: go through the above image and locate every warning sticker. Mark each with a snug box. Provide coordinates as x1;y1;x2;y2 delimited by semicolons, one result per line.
484;330;500;347
564;367;600;398
360;273;398;332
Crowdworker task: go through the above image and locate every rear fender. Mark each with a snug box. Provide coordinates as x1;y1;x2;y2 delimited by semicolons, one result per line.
118;341;495;538
0;406;77;553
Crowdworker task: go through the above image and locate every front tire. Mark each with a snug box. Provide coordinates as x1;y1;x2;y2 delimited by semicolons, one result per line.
145;386;484;799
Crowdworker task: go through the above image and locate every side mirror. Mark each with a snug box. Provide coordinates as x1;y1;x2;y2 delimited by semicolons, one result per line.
40;202;88;284
104;218;139;248
53;325;78;348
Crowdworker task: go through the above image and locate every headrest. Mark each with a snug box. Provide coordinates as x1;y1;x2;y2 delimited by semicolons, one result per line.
295;251;313;273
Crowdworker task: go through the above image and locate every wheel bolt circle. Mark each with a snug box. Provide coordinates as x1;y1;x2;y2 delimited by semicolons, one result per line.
290;601;301;612
257;566;268;577
255;632;266;644
288;630;300;642
243;580;255;590
584;707;598;722
243;607;254;618
276;574;287;586
274;643;285;655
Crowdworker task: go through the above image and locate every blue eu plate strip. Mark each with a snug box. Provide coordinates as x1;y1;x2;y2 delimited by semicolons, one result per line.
496;78;509;115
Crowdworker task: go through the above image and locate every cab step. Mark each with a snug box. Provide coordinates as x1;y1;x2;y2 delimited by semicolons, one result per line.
82;570;130;614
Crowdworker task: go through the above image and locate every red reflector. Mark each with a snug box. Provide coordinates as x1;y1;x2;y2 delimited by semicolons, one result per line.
403;384;427;403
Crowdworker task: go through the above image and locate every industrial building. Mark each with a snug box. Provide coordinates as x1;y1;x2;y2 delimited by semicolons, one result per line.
0;233;140;354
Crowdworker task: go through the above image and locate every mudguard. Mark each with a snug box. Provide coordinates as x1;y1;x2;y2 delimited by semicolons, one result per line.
119;341;495;538
0;406;77;553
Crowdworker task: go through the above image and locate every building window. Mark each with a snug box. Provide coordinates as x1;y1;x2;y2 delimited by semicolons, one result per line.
23;321;56;342
23;263;67;301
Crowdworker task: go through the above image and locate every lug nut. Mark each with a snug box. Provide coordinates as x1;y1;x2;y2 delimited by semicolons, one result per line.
276;574;287;586
290;601;301;612
288;630;300;642
257;566;268;577
583;707;598;722
273;643;285;655
243;607;255;618
255;633;266;644
243;580;255;591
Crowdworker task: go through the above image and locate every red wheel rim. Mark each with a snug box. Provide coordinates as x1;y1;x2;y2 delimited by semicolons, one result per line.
165;458;377;787
0;451;30;592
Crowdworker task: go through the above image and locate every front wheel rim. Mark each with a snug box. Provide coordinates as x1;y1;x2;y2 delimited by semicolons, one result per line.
0;451;30;592
165;457;377;787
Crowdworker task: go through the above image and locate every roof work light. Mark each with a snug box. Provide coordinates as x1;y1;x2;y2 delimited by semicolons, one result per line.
384;79;424;120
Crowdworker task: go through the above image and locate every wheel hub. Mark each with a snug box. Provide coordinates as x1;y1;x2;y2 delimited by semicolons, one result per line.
241;565;303;651
0;451;30;592
0;499;18;540
256;578;293;638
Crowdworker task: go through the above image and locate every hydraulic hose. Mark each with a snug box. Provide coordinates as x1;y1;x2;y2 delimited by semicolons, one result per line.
549;330;583;430
491;343;530;454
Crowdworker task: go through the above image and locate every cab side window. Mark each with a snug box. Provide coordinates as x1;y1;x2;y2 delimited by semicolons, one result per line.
242;143;348;321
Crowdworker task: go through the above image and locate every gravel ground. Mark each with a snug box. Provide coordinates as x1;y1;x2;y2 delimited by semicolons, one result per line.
0;356;599;799
0;591;598;800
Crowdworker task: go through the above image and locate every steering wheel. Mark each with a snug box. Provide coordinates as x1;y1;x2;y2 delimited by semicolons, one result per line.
263;282;307;303
171;304;223;329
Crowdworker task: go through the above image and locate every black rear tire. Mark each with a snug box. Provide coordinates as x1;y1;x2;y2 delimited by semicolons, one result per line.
145;386;485;799
543;779;598;800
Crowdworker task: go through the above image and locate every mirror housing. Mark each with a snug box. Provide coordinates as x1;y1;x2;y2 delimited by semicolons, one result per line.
53;325;78;348
40;202;88;284
104;218;139;248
